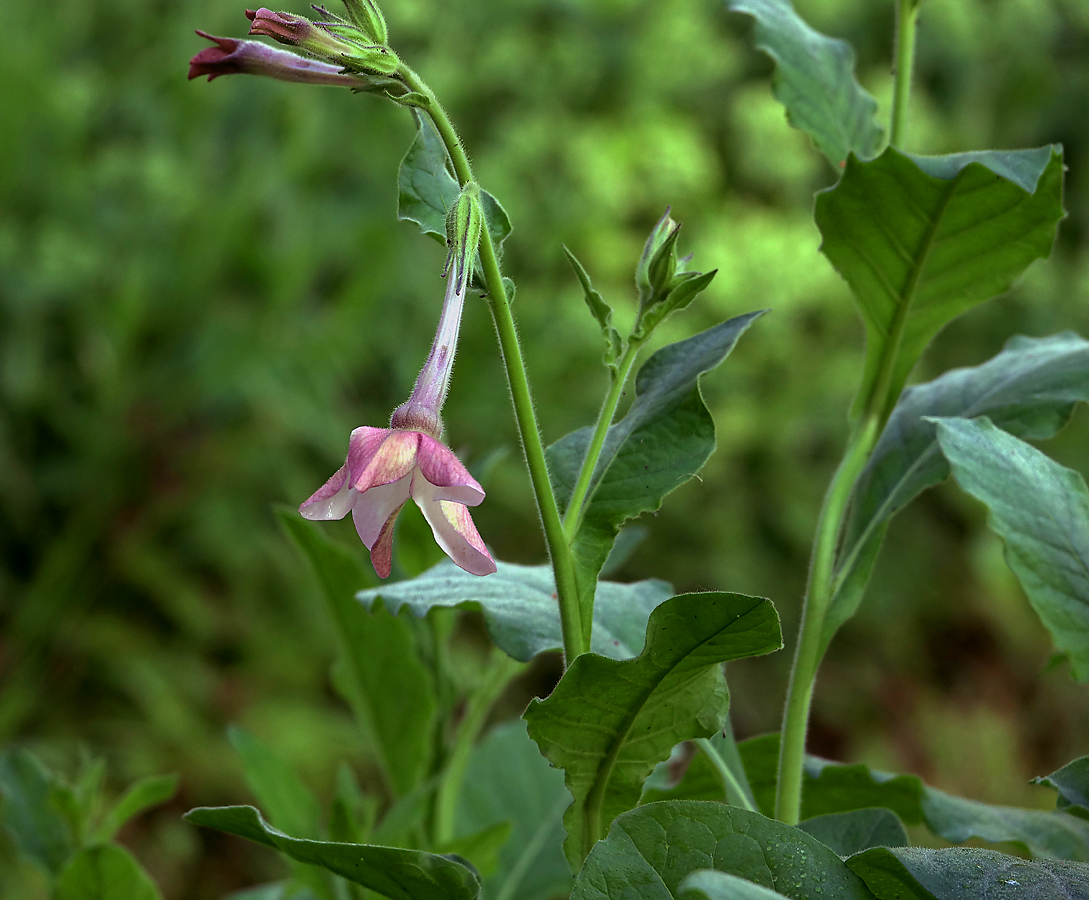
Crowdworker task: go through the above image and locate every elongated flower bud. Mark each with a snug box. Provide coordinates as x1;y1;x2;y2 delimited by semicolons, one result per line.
188;32;363;86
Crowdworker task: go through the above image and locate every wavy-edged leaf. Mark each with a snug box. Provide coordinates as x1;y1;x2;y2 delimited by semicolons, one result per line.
727;0;883;165
547;311;766;632
357;560;673;662
457;720;572;900
828;331;1089;650
848;847;1089;900
397;112;510;250
739;734;1089;861
281;511;435;795
185;805;480;900
55;844;161;900
817;146;1064;424
1035;757;1089;821
934;417;1089;681
525;592;781;867
570;801;875;900
798;809;908;858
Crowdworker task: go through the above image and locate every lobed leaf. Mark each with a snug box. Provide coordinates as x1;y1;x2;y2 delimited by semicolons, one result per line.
829;331;1089;651
933;417;1089;681
357;559;673;662
848;847;1089;900
524;592;781;867
817;145;1064;425
726;0;883;166
184;805;480;900
569;801;874;900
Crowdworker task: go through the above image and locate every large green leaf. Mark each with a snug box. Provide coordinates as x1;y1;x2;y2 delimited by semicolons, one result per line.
816;146;1065;424
569;801;875;900
739;734;1089;861
281;512;436;795
848;847;1089;900
829;331;1089;650
1035;757;1089;821
524;592;781;867
357;560;673;662
933;417;1089;681
727;0;883;166
797;809;909;858
456;720;572;900
0;749;75;876
184;805;480;900
397;111;511;250
547;311;766;631
54;844;162;900
680;870;793;900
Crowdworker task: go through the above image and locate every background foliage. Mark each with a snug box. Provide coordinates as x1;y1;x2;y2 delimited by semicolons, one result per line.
2;0;1089;896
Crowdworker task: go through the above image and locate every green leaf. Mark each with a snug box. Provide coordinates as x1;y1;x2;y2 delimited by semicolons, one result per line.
816;146;1065;424
95;773;178;842
524;592;782;867
726;0;883;166
562;245;622;369
281;511;436;795
184;805;481;900
397;112;511;250
228;727;322;840
357;560;673;662
0;749;75;876
848;847;1089;900
456;720;572;900
1034;757;1089;820
547;311;766;630
680;870;794;900
831;332;1089;650
798;809;908;857
933;417;1089;681
569;801;875;900
739;734;1089;861
54;844;162;900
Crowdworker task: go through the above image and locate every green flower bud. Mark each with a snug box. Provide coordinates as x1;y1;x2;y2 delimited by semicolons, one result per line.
341;0;388;44
445;184;485;290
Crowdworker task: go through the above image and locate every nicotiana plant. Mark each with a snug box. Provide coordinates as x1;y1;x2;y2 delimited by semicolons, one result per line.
6;0;1088;897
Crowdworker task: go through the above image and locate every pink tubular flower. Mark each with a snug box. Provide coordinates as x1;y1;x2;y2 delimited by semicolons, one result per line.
300;233;493;579
300;426;494;578
188;31;363;85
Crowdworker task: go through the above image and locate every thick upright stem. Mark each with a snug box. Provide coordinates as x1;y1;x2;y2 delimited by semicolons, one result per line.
775;415;879;825
890;0;919;149
399;66;587;662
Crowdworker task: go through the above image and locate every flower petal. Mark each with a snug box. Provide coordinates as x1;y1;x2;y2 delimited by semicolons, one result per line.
365;500;406;580
415;489;496;577
414;434;485;505
350;473;412;548
299;465;354;520
353;429;420;492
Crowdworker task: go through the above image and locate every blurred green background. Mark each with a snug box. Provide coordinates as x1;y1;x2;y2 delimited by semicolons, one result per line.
3;0;1089;895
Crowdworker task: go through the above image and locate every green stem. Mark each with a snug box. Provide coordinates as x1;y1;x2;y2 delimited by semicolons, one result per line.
562;340;642;541
775;414;880;825
889;0;919;149
694;738;757;813
399;66;587;662
433;650;523;845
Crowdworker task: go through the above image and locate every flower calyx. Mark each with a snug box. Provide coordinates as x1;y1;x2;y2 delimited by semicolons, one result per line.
246;6;400;76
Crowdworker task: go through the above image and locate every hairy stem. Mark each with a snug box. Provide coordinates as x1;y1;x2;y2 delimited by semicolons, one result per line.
562;340;642;541
400;65;587;662
775;414;879;825
890;0;919;149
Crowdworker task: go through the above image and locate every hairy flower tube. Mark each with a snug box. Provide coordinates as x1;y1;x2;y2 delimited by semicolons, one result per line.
299;271;495;578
